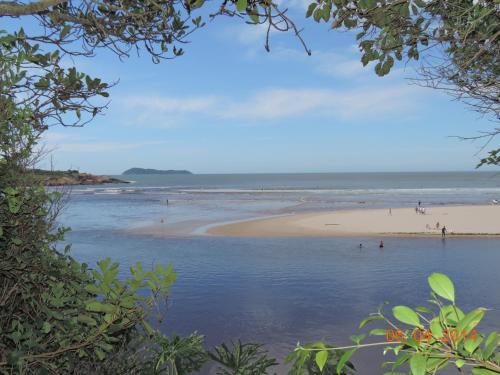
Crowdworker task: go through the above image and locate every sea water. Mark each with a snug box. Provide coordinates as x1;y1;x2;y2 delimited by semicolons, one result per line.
60;172;500;373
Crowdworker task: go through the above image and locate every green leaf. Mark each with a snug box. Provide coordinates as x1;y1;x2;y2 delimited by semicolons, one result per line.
429;317;443;338
313;8;322;22
77;314;98;326
464;334;483;354
392;306;421;327
426;356;448;372
315;350;328;371
414;306;432;314
482;331;499;360
359;315;384;328
94;347;106;361
440;305;464;323
143;320;155;336
370;328;387;336
350;334;365;345
248;7;259;23
60;25;71;39
85;284;100;294
41;322;51;333
409;354;427;375
85;301;104;312
428;273;455;303
306;3;317;17
455;359;465;368
236;0;247;12
456;309;485;336
337;349;356;374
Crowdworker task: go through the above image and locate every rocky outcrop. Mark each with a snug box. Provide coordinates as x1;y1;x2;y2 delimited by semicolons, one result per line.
34;170;129;186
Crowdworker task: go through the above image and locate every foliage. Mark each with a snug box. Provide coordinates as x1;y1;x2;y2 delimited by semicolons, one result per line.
286;342;356;375
305;0;499;119
149;332;208;374
293;273;500;374
208;341;278;375
477;148;500;168
0;154;175;373
0;30;203;372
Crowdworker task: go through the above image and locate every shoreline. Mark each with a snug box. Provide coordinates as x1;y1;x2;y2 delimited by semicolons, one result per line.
206;205;500;238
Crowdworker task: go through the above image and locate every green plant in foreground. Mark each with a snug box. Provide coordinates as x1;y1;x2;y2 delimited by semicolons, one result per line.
293;273;499;374
209;341;278;375
286;342;356;375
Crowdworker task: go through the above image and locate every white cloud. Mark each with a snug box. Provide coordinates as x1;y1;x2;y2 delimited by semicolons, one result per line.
45;140;168;153
270;47;374;79
122;96;216;112
57;142;144;152
43;132;70;143
116;95;219;127
314;52;366;78
234;24;272;46
119;84;422;123
221;86;420;120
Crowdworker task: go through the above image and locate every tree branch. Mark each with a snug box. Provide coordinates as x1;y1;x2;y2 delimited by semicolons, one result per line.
0;0;66;16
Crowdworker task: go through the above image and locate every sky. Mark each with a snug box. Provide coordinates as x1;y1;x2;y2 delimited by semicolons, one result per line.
20;3;498;174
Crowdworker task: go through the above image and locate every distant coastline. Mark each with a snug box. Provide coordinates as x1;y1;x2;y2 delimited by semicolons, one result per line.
34;169;129;186
122;168;192;175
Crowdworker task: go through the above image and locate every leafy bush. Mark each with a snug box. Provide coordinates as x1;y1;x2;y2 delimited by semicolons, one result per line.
209;341;278;375
292;273;499;374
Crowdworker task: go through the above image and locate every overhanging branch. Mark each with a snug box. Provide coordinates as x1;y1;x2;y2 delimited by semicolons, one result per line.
0;0;66;16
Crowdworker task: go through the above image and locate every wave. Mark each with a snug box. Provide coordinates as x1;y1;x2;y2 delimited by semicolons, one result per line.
68;186;500;197
178;187;500;194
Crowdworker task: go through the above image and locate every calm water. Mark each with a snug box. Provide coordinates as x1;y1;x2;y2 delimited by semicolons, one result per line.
60;172;500;374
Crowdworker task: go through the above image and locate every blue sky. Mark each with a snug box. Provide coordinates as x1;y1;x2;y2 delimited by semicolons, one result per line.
28;2;497;174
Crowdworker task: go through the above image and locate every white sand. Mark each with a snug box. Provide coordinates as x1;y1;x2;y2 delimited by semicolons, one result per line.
207;205;500;237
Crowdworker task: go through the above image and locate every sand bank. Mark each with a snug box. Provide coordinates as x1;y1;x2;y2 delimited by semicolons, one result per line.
207;205;500;237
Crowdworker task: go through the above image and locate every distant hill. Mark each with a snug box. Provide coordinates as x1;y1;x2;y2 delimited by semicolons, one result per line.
122;168;193;175
33;169;129;186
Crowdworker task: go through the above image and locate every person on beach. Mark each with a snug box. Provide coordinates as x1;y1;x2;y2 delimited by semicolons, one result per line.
436;222;440;229
379;240;384;248
441;226;447;238
389;208;392;215
418;200;421;207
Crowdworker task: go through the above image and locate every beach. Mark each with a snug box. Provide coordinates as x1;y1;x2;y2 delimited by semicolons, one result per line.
63;173;500;374
207;205;500;237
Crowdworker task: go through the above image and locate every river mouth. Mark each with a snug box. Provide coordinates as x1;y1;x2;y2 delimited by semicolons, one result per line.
60;172;500;374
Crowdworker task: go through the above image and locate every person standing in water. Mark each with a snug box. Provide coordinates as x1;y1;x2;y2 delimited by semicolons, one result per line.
441;226;447;238
379;240;384;248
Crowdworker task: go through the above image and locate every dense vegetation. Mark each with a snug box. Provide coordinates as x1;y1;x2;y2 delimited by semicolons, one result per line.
32;169;128;185
0;0;498;374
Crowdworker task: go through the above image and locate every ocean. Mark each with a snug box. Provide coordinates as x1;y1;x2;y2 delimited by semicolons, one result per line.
60;172;500;374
